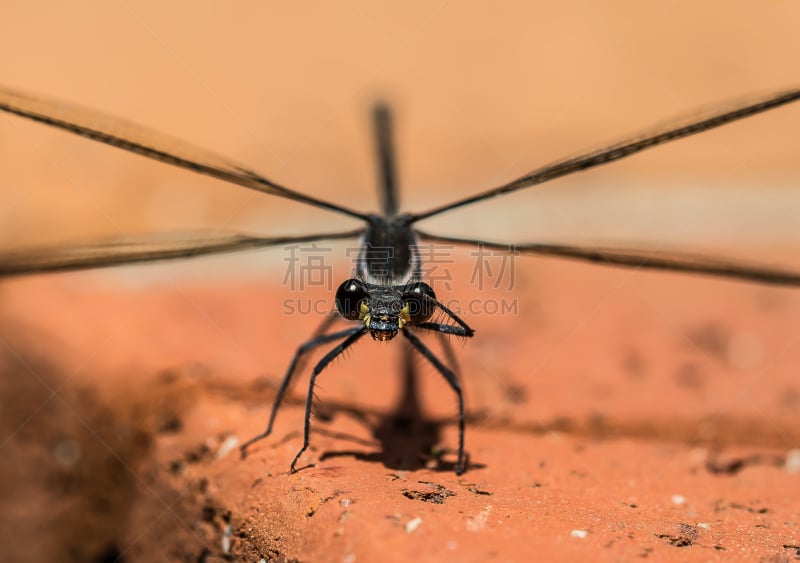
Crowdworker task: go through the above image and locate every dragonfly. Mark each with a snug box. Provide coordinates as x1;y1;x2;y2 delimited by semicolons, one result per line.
1;86;799;475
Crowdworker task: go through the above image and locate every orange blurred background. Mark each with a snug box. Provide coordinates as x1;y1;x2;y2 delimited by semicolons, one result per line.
0;1;797;266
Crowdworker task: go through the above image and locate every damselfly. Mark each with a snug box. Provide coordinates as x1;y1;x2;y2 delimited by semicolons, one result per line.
1;86;799;474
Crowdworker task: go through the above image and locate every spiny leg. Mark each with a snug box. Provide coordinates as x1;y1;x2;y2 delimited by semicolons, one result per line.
291;327;367;472
415;292;475;337
285;310;345;396
240;319;357;457
402;327;466;475
437;331;461;381
418;319;469;382
415;315;474;338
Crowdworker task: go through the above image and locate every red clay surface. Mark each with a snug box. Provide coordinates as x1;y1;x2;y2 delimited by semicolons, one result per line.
2;256;799;562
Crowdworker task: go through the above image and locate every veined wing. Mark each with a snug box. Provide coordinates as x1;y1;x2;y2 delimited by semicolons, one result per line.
0;229;363;277
0;85;368;220
410;89;800;222
417;231;800;287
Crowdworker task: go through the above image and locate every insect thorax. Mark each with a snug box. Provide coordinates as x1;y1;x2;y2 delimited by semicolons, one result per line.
357;214;420;286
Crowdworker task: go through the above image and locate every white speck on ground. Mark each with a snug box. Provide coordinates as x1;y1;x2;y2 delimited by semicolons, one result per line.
467;506;492;531
571;529;588;539
786;449;800;473
221;524;232;553
671;494;687;505
405;517;423;534
215;435;239;460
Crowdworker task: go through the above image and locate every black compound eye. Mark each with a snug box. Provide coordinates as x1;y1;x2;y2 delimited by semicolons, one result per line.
336;279;368;320
403;282;436;324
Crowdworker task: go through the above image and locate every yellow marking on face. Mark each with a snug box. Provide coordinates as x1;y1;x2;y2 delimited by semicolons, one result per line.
359;301;369;322
398;303;410;328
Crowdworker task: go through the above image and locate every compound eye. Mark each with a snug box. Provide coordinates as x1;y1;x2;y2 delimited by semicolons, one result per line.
336;279;368;320
403;282;436;324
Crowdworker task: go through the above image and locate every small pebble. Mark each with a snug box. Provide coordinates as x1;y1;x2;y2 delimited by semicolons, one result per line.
221;524;232;554
405;517;423;534
215;435;240;460
786;449;800;473
341;498;352;508
671;494;687;505
571;529;588;539
697;522;710;530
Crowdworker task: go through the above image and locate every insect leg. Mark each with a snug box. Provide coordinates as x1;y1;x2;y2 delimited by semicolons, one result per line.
402;328;466;475
240;320;359;457
290;327;368;472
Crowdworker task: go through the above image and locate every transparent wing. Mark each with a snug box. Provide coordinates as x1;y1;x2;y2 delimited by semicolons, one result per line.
411;88;800;222
0;85;368;220
0;229;363;277
417;231;800;287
